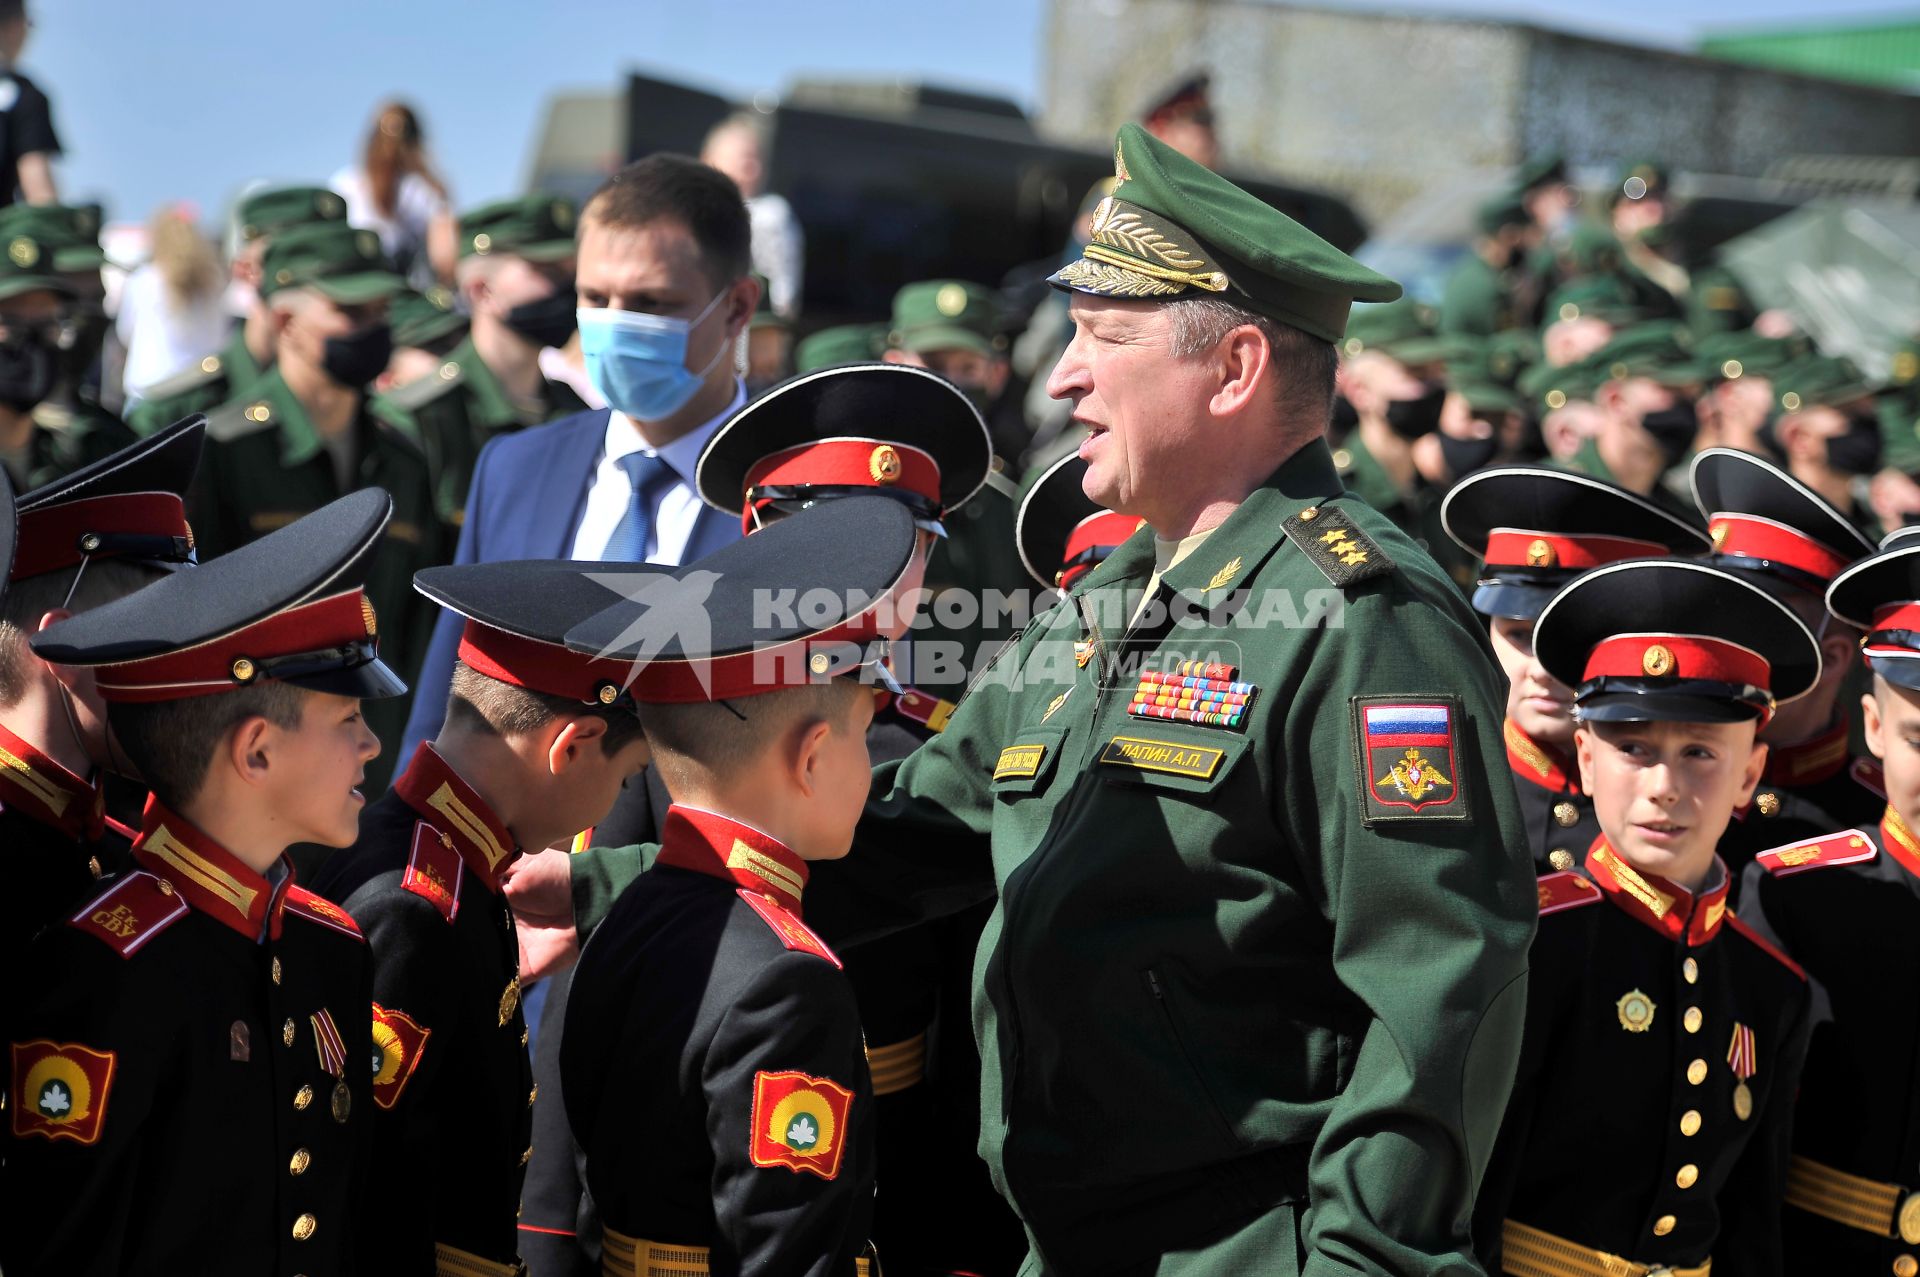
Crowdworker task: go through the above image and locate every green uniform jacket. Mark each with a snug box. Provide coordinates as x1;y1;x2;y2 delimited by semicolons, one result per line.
127;329;263;438
192;370;446;785
1440;252;1514;336
374;334;588;538
912;469;1026;687
574;439;1537;1275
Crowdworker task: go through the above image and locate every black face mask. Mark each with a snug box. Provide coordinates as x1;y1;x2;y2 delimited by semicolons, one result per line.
322;322;395;389
1384;384;1447;440
0;328;57;411
1439;429;1500;478
1638;399;1699;469
501;284;577;349
1330;393;1359;435
1826;410;1884;477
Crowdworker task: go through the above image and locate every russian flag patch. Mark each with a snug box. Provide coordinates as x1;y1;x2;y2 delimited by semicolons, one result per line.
1353;695;1470;822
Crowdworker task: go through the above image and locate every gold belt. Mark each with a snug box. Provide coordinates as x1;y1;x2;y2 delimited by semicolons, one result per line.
435;1242;526;1277
601;1227;873;1276
1786;1153;1920;1242
1502;1219;1710;1277
866;1031;928;1096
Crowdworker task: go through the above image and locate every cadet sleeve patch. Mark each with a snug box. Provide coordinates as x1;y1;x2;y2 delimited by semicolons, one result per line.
1351;695;1471;824
370;1003;432;1110
283;886;365;941
67;870;188;957
1755;830;1877;877
1726;914;1807;982
1283;504;1394;589
11;1039;116;1144
889;687;956;735
402;822;464;924
748;1069;855;1180
736;889;843;969
1536;870;1602;916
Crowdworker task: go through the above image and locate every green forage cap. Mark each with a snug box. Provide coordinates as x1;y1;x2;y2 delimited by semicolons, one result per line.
794;323;887;373
235;185;347;243
1476;188;1530;236
260;222;403;304
458;193;578;262
1592;320;1708;387
1048;123;1400;342
1543;274;1641;326
1446;334;1522;412
0;223;72;300
890;279;1002;356
1888;338;1919;390
1520;358;1600;416
1515;152;1567;192
1339;298;1446;364
1775;354;1880;413
390;286;467;349
0;203;105;272
1694;330;1809;384
1616;158;1670;203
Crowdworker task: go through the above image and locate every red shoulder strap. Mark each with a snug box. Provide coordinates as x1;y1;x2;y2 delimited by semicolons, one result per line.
736;889;843;969
67;870;188;958
1535;870;1602;917
401;821;464;924
1756;829;1878;878
283;886;364;941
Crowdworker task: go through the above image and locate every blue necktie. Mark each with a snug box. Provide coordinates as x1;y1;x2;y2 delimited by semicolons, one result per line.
602;452;677;561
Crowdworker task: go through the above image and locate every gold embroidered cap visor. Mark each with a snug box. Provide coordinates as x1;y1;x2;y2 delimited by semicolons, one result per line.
1046;123;1400;343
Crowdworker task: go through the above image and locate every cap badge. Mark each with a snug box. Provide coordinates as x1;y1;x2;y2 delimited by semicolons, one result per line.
552;201;574;230
357;230;380;259
868;445;902;485
935;283;967;317
317;192;343;218
1711;523;1730;551
1526;538;1555;568
1642;643;1675;677
8;236;37;268
1113;137;1131;184
471;231;492;255
231;658;257;683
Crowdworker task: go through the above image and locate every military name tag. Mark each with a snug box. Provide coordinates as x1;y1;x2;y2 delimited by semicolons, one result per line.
1351;695;1470;824
1098;735;1226;781
994;744;1047;781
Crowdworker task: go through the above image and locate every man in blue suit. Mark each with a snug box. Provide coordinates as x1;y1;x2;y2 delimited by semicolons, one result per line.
392;154;755;1277
399;154;754;762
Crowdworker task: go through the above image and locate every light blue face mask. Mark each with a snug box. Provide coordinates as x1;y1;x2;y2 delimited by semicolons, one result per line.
578;288;731;422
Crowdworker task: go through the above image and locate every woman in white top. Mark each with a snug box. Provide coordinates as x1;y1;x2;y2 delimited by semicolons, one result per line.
117;205;229;406
331;100;455;289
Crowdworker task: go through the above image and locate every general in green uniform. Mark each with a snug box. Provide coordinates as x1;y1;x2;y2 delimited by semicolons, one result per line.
377;194;587;538
127;184;347;436
559;123;1537;1276
193;222;441;789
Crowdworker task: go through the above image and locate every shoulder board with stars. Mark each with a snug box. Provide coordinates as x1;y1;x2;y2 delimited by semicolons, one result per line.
736;889;843;969
283;886;364;941
1755;829;1878;878
401;821;465;925
1282;503;1394;589
1851;757;1887;800
1535;870;1602;917
66;870;189;958
1726;914;1807;981
887;686;955;736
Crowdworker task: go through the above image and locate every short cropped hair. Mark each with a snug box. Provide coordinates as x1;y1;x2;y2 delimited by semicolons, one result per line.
641;679;863;794
1163;296;1338;429
582;153;752;291
443;661;646;756
0;560;168;707
110;681;308;810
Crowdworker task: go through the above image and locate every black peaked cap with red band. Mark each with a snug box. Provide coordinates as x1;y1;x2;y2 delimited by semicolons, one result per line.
29;487;406;703
1534;559;1819;726
1015;451;1144;592
414;559;670;710
12;414;204;582
564;494;919;704
1828;539;1920;693
694;363;992;527
1690;446;1874;596
1440;465;1711;620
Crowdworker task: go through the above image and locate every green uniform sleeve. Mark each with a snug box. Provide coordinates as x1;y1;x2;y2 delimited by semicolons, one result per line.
570;843;650;941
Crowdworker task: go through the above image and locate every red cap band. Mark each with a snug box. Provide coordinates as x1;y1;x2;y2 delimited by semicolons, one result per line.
12;492;192;581
743;438;942;515
456;620;633;707
94;589;375;702
1709;514;1851;583
1482;528;1667;573
1058;510;1143;588
1582;632;1771;691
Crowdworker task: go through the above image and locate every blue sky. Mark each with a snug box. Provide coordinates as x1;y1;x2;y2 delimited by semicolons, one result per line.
31;0;1920;231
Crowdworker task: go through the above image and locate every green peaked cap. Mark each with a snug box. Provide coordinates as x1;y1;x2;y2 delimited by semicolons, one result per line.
1048;123;1400;342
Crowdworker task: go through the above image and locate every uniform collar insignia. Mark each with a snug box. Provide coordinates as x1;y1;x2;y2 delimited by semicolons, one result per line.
655;804;810;915
1760;714;1850;788
1502;718;1581;795
1586;837;1730;945
132;796;291;941
1880;805;1920;883
394;743;519;891
0;720;103;842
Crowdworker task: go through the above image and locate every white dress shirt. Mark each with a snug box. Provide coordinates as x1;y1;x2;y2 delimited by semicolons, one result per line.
568;383;745;564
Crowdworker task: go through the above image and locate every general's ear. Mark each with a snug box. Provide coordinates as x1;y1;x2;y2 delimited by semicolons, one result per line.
1209;323;1272;418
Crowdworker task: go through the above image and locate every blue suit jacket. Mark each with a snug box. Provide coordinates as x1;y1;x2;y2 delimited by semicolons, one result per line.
397;407;742;763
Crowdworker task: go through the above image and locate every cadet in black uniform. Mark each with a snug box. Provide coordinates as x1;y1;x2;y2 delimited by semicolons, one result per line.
1012;451;1143;598
1737;538;1920;1275
1475;559;1819;1276
311;557;659;1276
0;416;202;989
1689;447;1880;884
3;488;406;1275
561;496;915;1276
1440;464;1710;871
